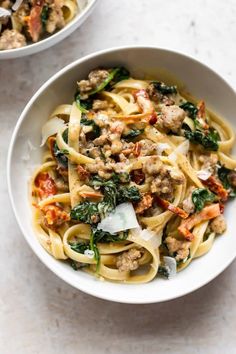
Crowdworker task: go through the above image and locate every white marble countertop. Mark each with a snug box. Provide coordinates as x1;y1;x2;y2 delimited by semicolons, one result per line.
1;0;236;353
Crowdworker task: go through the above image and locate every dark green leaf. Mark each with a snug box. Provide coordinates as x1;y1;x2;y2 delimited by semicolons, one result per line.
218;165;236;197
69;242;90;254
180;101;198;119
41;5;49;29
122;129;144;141
192;188;216;212
117;186;141;204
53;142;68;169
75;93;93;113
71;176;141;225
111;172;131;184
151;81;177;95
184;128;219;151
92;228;128;243
88;67;129;96
70;201;100;224
158;265;169;278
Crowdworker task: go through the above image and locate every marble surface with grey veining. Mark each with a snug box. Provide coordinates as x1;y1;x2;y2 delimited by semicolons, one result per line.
1;0;236;353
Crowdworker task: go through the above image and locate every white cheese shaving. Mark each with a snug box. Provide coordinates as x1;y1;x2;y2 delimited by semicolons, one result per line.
163;256;177;278
156;143;171;155
139;229;162;249
0;7;11;17
97;202;139;234
196;169;212;181
40;117;65;147
12;0;23;11
168;140;189;162
84;249;95;258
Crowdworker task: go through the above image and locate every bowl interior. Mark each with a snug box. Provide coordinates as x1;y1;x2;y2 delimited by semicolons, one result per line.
8;47;236;303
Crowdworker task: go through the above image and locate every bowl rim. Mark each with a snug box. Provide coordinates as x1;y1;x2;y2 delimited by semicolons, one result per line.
7;45;236;304
0;0;97;57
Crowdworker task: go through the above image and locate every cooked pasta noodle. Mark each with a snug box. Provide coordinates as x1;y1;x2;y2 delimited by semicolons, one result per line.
30;67;236;283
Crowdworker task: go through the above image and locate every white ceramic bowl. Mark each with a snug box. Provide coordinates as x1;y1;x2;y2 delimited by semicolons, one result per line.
7;46;236;303
0;0;97;59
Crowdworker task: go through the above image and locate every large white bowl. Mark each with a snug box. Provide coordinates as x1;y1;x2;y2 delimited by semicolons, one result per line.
0;0;97;59
7;46;236;303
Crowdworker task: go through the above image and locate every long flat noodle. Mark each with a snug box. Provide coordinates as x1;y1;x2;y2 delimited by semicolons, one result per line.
175;153;203;188
218;152;236;169
101;91;138;115
114;79;149;90
32;208;67;260
50;104;72;119
68;102;83;208
38;193;71;208
178;221;209;271
194;232;216;258
141;185;184;229
49;229;67;259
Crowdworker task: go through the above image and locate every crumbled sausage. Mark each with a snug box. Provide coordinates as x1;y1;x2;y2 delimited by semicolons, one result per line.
77;165;90;181
138;139;157;156
116;248;142;272
135;193;153;214
165;236;191;262
143;156;184;199
210;215;227;234
92;100;109;111
46;0;65;34
157;105;186;133
78;69;109;99
143;156;163;175
93;134;108;146
0;29;26;50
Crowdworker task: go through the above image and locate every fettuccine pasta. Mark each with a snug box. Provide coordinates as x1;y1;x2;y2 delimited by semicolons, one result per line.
30;67;236;283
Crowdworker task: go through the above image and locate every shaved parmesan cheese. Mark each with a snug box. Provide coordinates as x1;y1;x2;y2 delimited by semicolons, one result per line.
163;256;177;278
84;249;94;258
156;143;171;155
40;117;65;147
197;169;212;180
139;229;162;249
168;140;189;162
12;0;23;11
0;7;11;17
97;203;139;234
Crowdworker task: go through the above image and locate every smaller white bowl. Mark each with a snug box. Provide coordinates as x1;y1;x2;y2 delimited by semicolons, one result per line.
0;0;97;59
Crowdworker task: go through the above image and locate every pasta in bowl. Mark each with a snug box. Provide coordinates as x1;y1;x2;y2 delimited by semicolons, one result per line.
31;67;236;284
0;0;97;58
8;47;236;303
